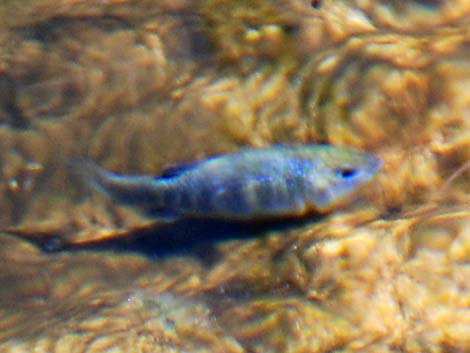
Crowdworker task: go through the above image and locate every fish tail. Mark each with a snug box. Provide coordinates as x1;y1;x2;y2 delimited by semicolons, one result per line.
70;159;169;213
69;158;110;194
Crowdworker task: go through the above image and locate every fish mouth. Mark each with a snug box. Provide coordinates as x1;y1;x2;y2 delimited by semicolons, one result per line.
368;155;383;174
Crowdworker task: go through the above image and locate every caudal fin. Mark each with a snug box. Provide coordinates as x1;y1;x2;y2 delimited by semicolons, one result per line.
69;158;112;196
69;158;169;214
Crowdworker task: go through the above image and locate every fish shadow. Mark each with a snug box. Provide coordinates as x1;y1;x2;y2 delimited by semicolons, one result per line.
44;215;321;261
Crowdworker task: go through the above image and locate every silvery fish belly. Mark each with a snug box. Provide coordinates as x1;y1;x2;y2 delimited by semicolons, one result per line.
75;144;382;219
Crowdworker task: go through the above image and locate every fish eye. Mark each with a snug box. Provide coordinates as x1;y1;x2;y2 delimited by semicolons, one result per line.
335;168;358;179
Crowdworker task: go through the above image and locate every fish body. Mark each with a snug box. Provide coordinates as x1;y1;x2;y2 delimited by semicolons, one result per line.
75;144;381;219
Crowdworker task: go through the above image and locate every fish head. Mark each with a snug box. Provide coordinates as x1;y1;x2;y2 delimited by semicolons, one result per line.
308;147;382;212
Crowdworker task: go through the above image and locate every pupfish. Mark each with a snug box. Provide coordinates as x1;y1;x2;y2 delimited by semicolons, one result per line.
73;144;382;219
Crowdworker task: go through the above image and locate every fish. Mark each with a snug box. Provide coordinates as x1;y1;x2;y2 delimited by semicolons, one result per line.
72;144;382;220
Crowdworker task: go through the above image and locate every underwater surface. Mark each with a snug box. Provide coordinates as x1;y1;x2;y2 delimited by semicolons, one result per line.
0;0;470;352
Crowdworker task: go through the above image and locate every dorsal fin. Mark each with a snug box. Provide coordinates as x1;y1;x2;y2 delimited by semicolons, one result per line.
160;161;202;179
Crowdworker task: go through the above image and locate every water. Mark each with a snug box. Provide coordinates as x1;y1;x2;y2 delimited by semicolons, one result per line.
1;0;470;352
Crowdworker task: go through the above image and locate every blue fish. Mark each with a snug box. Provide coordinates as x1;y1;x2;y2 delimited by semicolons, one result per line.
73;144;381;219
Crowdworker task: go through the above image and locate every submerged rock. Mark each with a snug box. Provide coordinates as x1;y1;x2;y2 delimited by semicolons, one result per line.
0;0;470;352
